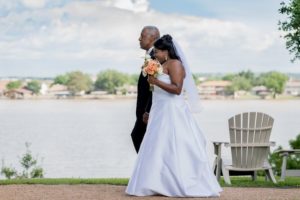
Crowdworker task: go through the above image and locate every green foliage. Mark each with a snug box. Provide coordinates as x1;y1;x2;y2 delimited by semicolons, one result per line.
288;134;300;170
128;74;139;85
221;70;290;97
238;70;256;85
95;70;129;94
20;143;38;178
66;71;93;94
279;0;300;62
258;71;289;98
269;134;300;175
0;166;17;180
232;76;252;91
52;72;93;94
222;73;236;81
6;81;22;90
0;177;299;188
290;134;300;149
26;81;41;95
225;76;252;94
219;176;300;187
269;146;284;176
222;70;255;94
53;74;69;85
30;167;44;178
1;142;44;179
0;178;129;185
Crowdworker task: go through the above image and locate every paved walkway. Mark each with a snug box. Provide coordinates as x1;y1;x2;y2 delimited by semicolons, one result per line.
0;185;299;200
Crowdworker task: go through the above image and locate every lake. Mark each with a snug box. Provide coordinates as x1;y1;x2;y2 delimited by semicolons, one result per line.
0;99;299;178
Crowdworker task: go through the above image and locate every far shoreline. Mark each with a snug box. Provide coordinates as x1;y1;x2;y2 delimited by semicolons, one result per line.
1;94;300;101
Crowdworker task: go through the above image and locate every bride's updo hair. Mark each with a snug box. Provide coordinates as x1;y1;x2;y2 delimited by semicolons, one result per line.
154;34;181;60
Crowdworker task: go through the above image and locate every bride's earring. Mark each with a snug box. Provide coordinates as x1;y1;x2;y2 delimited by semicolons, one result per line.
165;56;168;61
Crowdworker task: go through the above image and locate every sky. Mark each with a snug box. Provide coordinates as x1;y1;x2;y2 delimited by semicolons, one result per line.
0;0;299;77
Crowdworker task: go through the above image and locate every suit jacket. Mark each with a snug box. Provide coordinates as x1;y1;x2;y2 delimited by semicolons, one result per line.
135;49;155;120
131;49;155;152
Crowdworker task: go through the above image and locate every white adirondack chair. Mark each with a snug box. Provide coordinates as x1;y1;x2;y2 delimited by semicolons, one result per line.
221;112;277;185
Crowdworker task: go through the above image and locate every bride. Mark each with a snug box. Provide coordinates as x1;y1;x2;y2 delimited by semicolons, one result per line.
126;34;222;197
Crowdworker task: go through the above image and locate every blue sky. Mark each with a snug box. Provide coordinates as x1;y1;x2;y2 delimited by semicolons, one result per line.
149;0;283;29
0;0;298;77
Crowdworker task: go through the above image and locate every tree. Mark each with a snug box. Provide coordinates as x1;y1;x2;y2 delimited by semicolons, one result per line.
225;76;252;95
279;0;300;62
290;134;300;149
222;73;236;81
95;70;128;94
238;70;256;85
26;81;41;95
66;71;93;95
53;74;69;85
6;81;22;90
288;134;300;170
128;74;139;85
259;71;288;98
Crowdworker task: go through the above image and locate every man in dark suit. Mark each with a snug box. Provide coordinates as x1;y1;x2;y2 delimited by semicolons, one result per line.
131;26;160;153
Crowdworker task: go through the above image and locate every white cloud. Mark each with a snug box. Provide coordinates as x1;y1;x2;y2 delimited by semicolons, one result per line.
0;0;297;77
103;0;149;12
0;0;19;8
21;0;46;9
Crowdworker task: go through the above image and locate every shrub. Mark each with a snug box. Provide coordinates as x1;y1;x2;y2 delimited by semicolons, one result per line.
1;142;44;179
269;134;300;175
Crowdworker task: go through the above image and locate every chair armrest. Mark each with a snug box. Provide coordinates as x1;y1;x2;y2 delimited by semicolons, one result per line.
274;149;300;156
274;149;300;181
212;141;229;146
212;141;229;155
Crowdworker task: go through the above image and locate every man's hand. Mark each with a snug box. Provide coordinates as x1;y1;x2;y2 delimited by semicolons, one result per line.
143;112;149;124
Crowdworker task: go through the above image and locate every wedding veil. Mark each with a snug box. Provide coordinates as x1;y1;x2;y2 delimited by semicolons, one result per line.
173;40;203;113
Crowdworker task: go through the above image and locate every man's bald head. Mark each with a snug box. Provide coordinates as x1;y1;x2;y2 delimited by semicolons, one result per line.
139;26;160;51
143;26;160;40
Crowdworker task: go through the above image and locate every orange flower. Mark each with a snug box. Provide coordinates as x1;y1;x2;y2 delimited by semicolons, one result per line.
142;59;162;77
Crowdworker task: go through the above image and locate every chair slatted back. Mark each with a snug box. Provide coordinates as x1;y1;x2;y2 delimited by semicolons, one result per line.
228;112;274;169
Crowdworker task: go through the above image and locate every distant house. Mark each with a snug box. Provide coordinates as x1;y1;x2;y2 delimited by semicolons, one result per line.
124;85;137;95
284;80;300;96
116;85;137;96
0;80;33;99
252;85;269;95
0;80;10;97
47;84;70;98
3;88;32;99
3;90;24;99
198;80;231;97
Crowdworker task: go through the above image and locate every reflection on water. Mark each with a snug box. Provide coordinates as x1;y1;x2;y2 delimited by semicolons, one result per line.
0;100;299;178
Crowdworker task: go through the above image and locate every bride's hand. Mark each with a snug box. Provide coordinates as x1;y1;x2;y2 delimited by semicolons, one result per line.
147;75;157;85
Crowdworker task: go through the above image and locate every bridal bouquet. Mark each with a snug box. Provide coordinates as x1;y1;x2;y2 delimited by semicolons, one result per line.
142;58;163;77
142;56;163;91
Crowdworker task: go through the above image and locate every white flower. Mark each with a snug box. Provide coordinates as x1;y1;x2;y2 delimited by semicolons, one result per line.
145;54;151;60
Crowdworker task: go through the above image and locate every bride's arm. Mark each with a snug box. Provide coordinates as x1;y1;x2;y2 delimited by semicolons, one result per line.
148;60;185;95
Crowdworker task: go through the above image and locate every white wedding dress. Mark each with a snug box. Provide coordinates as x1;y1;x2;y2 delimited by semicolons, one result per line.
126;73;222;197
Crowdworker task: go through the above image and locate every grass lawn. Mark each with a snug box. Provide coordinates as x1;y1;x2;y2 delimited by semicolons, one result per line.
219;176;300;187
0;176;299;188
